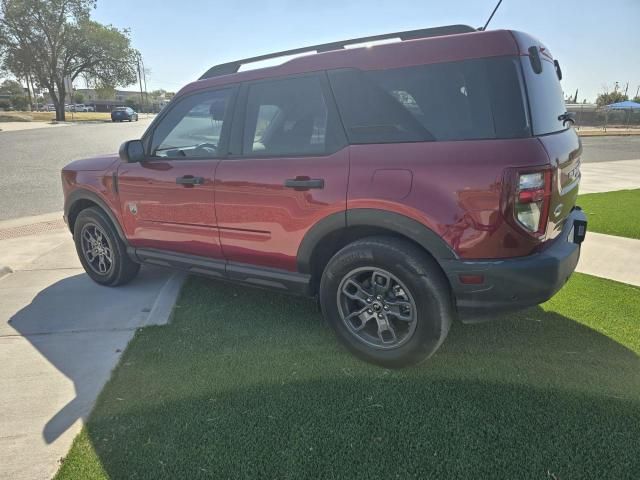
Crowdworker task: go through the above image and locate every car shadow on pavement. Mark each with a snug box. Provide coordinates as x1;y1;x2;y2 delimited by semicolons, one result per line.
55;277;640;479
7;266;171;445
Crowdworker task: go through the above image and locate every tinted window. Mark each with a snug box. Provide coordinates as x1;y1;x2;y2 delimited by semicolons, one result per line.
520;54;567;135
328;56;530;143
243;75;337;156
151;88;233;158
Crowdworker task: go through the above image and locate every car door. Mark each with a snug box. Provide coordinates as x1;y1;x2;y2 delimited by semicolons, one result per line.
215;73;349;272
117;86;236;258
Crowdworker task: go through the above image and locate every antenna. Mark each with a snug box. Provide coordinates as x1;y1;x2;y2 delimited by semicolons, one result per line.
479;0;504;31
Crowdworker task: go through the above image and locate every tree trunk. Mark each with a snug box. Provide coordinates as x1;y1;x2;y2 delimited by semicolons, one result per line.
25;74;33;111
55;81;66;121
48;86;66;122
29;76;38;110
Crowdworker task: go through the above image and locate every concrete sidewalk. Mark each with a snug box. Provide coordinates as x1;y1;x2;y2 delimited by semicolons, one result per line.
0;122;70;133
579;158;640;194
0;218;184;480
576;232;640;287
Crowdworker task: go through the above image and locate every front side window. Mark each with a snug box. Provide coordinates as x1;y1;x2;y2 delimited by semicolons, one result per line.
242;75;332;156
328;56;531;144
151;88;233;158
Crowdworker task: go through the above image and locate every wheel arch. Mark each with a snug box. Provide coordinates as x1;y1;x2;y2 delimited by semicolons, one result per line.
65;189;127;243
298;209;457;293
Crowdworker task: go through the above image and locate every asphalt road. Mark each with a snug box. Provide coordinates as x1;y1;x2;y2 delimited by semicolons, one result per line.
0;125;638;221
0;119;152;221
580;136;640;163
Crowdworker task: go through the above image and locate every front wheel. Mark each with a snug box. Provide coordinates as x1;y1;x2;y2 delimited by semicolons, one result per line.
320;237;453;367
73;207;140;286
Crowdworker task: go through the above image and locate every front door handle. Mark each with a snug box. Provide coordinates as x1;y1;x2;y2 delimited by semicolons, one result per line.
176;175;205;186
284;177;325;190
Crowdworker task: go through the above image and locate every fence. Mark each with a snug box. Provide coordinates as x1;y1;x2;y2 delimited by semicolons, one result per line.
567;103;640;130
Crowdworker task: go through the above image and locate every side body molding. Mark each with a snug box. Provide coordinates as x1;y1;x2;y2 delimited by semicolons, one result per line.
297;208;457;274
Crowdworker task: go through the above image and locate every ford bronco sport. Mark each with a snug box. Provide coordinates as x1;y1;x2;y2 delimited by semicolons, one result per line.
62;25;587;367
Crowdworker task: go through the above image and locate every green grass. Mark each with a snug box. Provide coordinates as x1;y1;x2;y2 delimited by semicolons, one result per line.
578;189;640;239
55;273;640;480
0;111;114;122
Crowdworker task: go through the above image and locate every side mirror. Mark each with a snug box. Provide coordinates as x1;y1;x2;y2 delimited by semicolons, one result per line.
119;140;145;163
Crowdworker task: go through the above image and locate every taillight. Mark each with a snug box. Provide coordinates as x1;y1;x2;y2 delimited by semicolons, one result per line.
515;170;552;235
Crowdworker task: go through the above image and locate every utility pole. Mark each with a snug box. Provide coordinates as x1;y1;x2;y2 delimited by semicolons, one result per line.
136;52;144;113
141;55;149;112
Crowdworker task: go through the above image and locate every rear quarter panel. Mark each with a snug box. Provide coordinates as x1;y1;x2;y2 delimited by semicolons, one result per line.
347;139;552;259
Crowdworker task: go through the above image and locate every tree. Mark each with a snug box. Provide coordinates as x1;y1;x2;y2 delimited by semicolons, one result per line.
94;83;115;100
73;91;84;103
0;0;138;120
10;91;27;109
0;77;28;110
0;77;22;95
633;96;640;104
596;91;628;107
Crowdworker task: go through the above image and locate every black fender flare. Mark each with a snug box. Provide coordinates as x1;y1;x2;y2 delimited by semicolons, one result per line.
296;208;457;274
64;189;127;243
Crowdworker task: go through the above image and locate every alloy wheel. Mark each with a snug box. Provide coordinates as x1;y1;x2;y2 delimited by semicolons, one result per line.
80;223;114;275
337;267;417;349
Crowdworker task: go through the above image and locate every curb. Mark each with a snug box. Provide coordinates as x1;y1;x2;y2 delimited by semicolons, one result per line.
0;265;13;280
143;272;187;327
577;131;640;137
0;211;64;230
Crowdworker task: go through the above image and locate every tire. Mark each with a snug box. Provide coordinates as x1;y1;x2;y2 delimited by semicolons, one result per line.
320;236;453;368
73;207;140;286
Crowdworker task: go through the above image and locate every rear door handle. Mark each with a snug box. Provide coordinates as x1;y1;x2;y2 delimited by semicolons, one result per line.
284;177;325;190
176;175;205;186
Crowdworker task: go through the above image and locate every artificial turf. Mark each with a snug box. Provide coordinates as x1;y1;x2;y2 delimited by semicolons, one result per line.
578;188;640;239
55;273;640;479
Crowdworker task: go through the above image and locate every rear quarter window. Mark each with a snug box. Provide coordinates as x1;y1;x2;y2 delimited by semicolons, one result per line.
520;54;568;136
328;56;531;144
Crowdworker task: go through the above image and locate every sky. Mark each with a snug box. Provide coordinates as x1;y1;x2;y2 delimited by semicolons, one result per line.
92;0;640;103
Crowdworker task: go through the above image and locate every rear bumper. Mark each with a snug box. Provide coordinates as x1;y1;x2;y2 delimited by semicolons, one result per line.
442;208;587;319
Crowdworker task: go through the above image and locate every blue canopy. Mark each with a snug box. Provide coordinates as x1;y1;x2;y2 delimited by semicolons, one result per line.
606;100;640;110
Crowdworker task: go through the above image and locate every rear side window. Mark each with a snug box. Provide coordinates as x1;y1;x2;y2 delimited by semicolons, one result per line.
328;56;531;143
520;53;567;136
243;75;340;156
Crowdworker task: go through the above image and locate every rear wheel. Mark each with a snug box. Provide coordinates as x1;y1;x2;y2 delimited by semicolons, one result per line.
320;237;453;367
73;207;140;286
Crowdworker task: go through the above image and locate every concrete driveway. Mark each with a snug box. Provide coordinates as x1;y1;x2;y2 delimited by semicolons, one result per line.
0;214;183;480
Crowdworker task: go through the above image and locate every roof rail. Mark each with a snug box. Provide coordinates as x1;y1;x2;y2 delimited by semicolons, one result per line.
199;24;475;80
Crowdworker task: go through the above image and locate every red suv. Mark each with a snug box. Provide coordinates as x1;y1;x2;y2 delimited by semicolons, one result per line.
62;25;587;367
